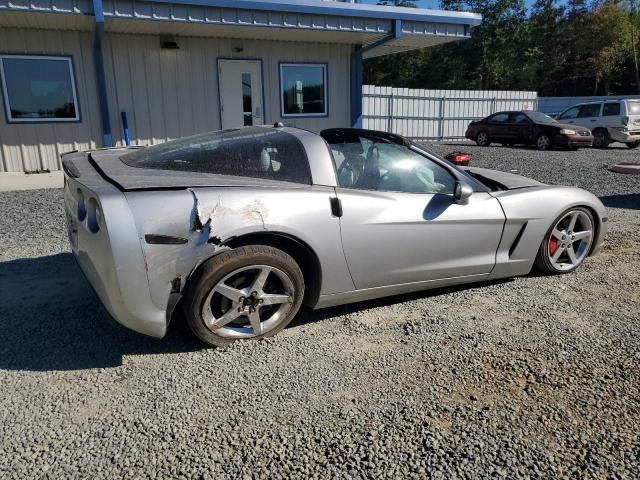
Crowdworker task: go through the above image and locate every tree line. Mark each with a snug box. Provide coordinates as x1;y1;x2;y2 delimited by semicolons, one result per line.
365;0;640;96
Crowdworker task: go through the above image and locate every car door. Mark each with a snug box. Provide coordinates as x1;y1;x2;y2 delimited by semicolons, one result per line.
330;135;505;290
575;103;602;129
486;112;510;141
508;112;533;143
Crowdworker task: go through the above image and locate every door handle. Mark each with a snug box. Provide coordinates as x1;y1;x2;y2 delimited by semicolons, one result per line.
329;197;342;217
590;119;596;122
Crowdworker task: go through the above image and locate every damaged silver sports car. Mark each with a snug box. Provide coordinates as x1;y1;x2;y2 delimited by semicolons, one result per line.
63;126;607;346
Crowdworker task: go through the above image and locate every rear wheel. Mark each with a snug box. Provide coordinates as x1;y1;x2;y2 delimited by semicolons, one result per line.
535;134;552;151
476;131;490;146
592;129;610;148
534;208;595;274
184;246;304;347
627;141;640;149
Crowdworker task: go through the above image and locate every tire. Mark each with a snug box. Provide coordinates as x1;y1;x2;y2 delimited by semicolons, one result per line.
476;131;490;147
534;207;595;275
535;134;552;151
627;141;640;149
183;245;305;347
592;129;610;148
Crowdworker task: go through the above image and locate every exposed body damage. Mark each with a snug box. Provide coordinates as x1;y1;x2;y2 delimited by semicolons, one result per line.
63;126;608;341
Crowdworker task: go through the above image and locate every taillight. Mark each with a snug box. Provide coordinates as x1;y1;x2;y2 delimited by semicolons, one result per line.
622;116;629;126
77;189;86;221
87;197;101;233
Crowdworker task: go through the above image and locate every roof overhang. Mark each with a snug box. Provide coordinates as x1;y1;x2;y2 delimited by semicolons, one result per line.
0;0;481;56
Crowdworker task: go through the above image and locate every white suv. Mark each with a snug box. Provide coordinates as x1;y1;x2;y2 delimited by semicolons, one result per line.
556;99;640;148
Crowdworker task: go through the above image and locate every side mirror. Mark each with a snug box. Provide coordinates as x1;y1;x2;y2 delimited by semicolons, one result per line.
454;181;473;205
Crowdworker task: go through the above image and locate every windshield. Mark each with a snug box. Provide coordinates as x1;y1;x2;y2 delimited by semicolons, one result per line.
525;111;557;124
120;127;312;184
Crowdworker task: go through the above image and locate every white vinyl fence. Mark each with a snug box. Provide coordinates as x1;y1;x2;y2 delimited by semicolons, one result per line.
362;85;538;141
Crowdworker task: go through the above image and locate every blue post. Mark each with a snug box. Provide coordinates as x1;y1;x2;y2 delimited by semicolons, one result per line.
350;46;363;129
121;111;131;146
92;0;112;147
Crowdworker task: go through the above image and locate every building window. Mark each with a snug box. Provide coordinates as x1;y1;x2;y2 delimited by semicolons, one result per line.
280;63;327;117
0;55;80;123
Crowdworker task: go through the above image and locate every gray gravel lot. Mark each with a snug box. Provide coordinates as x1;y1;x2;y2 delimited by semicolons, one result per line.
1;144;639;479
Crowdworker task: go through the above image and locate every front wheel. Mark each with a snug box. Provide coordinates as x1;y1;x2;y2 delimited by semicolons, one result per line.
536;134;552;151
183;245;305;347
534;208;595;274
476;131;490;146
627;141;640;149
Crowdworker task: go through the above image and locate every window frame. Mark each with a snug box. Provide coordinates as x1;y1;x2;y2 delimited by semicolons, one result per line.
0;54;81;124
279;62;328;119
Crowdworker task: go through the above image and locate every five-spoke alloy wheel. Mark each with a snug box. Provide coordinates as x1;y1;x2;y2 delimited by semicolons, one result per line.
476;131;490;147
184;246;304;347
535;208;594;274
536;134;551;151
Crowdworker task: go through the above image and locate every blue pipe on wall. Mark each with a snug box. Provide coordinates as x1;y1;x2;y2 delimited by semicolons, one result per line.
121;111;131;146
92;0;113;148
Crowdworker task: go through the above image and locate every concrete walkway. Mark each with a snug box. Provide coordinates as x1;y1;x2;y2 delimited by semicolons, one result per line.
0;172;64;191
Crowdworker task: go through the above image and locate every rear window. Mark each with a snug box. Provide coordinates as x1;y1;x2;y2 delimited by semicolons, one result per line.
120;127;312;184
629;101;640;115
602;103;621;116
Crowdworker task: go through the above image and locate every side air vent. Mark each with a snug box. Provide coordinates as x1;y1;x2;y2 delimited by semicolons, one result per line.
509;222;528;258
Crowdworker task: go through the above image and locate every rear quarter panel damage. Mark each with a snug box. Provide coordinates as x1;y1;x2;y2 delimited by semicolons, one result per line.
125;186;355;314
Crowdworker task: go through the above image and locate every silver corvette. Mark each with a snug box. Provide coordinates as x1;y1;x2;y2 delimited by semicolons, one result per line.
63;126;607;346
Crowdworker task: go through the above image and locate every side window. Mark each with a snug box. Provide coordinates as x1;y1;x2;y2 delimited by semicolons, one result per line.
121;128;312;184
328;136;456;195
489;113;509;123
510;112;529;124
559;106;580;120
602;103;621;116
578;104;601;118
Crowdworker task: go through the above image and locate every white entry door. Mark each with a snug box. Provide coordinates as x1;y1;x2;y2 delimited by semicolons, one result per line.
218;59;263;129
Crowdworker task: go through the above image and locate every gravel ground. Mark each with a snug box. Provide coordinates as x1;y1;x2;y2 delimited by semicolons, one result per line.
1;144;639;479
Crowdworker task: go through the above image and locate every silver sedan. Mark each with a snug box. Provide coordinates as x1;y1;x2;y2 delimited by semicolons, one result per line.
63;126;607;346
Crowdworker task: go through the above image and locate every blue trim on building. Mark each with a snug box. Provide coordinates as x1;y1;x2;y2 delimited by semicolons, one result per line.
141;0;482;26
92;0;113;147
350;47;363;128
352;19;403;128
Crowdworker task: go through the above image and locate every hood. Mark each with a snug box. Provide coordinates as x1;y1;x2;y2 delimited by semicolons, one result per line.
464;167;545;191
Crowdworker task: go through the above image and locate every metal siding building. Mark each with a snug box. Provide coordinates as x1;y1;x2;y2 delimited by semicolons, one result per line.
0;0;481;173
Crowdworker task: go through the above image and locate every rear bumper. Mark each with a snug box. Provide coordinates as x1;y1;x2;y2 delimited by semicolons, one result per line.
65;177;168;339
608;128;640;144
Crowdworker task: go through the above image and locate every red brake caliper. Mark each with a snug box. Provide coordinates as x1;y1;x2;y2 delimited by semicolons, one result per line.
549;237;559;256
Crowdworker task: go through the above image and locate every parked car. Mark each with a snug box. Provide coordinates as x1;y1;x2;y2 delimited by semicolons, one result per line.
63;126;607;347
556;99;640;148
465;110;593;150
